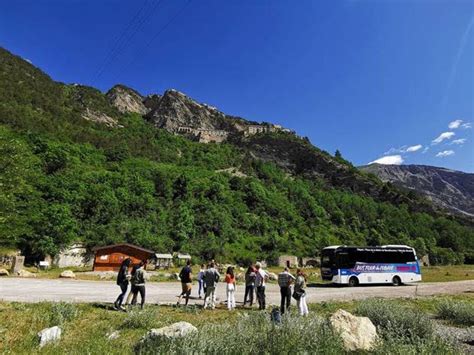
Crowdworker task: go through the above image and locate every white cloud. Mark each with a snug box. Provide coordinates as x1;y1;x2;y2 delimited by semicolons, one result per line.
436;150;455;158
461;122;472;129
384;144;422;155
450;138;467;145
432;131;455;145
369;155;404;165
422;147;429;154
406;144;423;152
448;119;463;129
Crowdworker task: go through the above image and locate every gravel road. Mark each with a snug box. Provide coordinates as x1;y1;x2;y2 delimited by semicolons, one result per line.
0;278;472;305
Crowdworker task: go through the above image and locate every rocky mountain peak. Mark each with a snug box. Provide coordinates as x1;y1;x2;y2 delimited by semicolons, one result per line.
106;84;147;115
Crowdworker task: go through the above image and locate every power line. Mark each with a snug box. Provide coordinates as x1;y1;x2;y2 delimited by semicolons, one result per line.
91;0;151;84
112;0;193;82
92;0;164;85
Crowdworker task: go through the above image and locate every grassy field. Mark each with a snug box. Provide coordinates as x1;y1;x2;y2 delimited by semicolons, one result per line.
14;264;474;285
0;294;472;354
420;264;474;282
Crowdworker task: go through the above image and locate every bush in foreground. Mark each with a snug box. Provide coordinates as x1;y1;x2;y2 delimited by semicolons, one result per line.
136;311;344;354
356;298;434;340
436;300;474;326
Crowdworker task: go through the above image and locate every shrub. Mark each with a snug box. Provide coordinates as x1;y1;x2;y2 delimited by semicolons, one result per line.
356;299;433;340
374;335;458;355
136;311;344;354
121;309;158;329
50;302;79;325
436;300;474;326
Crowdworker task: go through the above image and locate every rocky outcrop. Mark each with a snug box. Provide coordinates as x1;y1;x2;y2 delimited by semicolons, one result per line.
106;85;147;115
146;89;242;134
38;326;62;347
82;108;118;127
361;164;474;218
330;309;377;351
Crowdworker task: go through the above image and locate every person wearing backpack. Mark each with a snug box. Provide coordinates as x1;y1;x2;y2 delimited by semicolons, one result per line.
114;258;131;310
293;268;308;316
177;260;193;306
130;261;147;309
203;262;220;309
278;267;295;314
243;265;256;307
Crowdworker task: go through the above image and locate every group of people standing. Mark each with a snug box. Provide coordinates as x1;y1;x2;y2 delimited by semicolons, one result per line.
114;258;309;316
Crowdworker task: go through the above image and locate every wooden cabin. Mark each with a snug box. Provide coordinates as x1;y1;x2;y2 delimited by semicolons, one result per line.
92;243;154;271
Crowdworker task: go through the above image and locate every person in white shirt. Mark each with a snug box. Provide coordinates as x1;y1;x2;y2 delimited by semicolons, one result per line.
255;262;268;310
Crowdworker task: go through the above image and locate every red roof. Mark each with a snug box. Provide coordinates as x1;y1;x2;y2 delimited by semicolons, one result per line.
92;243;154;255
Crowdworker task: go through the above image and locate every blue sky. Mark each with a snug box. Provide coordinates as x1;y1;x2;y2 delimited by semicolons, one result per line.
1;0;473;171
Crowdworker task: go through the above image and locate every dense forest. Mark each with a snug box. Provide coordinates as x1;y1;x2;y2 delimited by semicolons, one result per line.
0;47;473;264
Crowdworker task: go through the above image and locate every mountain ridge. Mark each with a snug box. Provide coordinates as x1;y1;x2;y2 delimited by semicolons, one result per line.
360;163;474;218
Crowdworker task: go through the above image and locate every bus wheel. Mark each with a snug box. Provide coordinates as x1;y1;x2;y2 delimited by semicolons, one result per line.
392;276;402;286
348;276;359;287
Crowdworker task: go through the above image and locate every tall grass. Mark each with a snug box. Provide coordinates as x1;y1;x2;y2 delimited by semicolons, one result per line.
121;308;159;330
136;311;344;354
50;302;79;326
436;300;474;326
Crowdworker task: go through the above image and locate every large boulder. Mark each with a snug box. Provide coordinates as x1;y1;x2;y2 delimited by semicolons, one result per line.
142;322;197;342
329;309;377;351
38;326;61;347
0;268;9;276
17;269;36;278
59;270;76;279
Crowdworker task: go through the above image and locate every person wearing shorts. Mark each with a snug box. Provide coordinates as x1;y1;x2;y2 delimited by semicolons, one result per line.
177;260;193;306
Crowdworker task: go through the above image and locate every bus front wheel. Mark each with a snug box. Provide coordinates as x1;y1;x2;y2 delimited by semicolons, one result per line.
348;276;359;287
392;276;402;286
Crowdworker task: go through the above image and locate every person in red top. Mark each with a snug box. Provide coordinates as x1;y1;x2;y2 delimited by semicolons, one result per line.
225;266;236;310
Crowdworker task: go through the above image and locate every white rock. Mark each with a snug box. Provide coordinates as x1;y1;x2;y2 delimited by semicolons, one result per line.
17;269;36;278
38;326;61;347
143;322;197;341
267;272;278;281
0;268;9;276
107;330;120;340
329;309;377;351
59;270;76;279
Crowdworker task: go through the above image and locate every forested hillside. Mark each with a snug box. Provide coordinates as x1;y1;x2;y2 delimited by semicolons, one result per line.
1;47;473;264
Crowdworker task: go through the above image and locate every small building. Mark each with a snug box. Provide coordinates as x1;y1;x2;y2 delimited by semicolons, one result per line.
92;243;155;271
278;255;299;268
176;253;191;266
154;253;173;269
53;243;93;268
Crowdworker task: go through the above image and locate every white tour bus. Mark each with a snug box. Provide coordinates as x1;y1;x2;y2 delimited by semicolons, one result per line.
321;245;422;286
